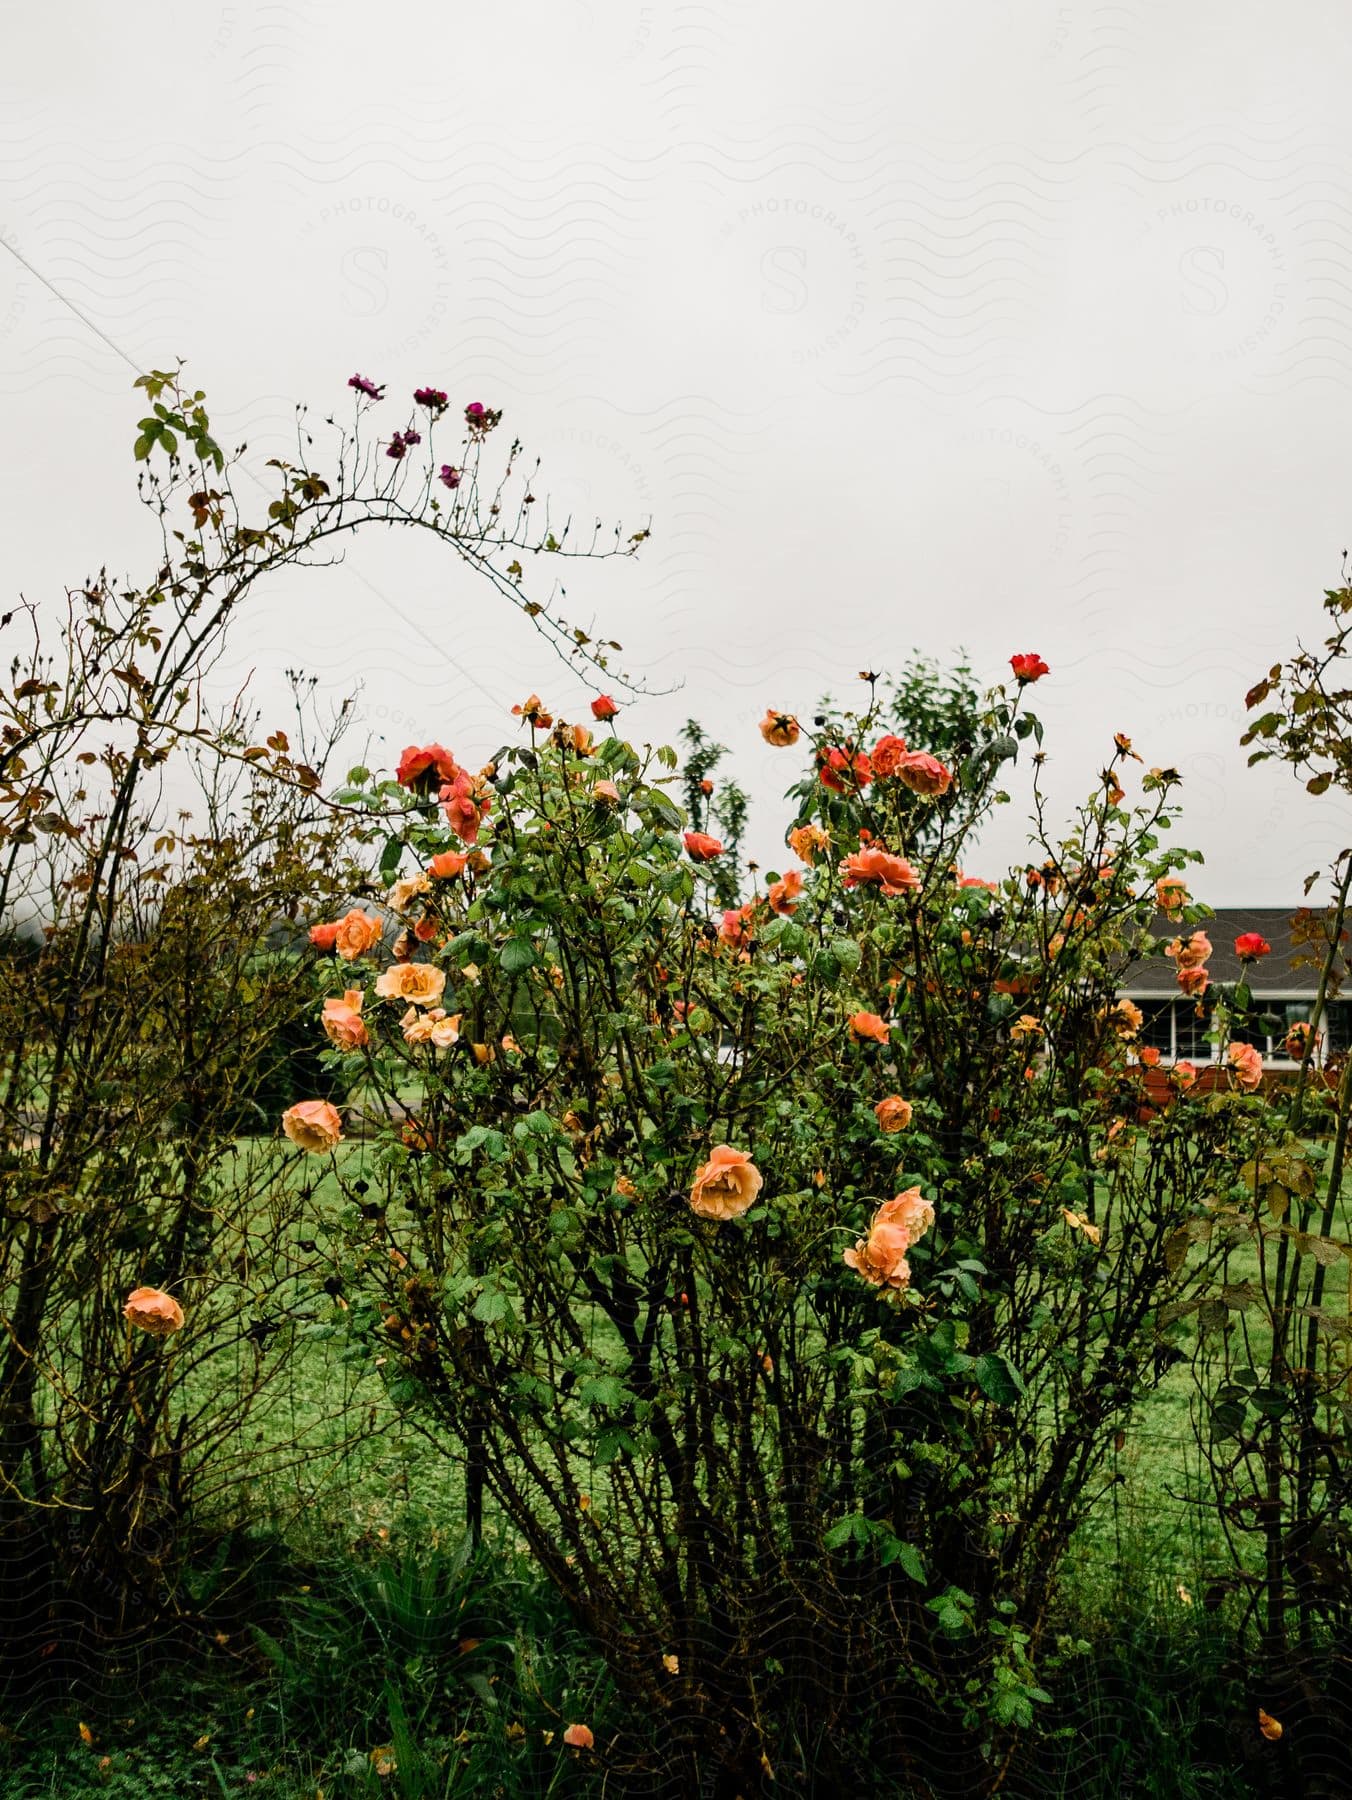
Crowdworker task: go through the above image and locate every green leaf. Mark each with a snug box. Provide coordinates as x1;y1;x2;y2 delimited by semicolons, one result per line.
879;1536;926;1582
472;1288;509;1324
973;1352;1025;1405
830;936;862;974
578;1375;629;1408
378;836;403;883
499;936;537;975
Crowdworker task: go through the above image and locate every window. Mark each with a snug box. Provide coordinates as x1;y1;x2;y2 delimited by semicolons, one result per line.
1175;999;1213;1062
1138;1001;1174;1055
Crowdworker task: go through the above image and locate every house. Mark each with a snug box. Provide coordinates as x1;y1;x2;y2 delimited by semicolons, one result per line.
1117;907;1348;1069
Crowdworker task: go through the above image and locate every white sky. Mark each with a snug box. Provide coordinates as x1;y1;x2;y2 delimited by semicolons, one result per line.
3;2;1351;900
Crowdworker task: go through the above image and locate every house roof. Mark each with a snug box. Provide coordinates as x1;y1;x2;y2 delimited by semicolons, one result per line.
1118;907;1340;997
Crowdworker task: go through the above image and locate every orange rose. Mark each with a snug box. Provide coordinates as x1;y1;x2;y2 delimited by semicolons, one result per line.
818;746;872;792
1176;966;1210;999
876;1186;935;1241
1227;1042;1263;1091
767;868;804;915
689;1145;764;1221
282;1100;343;1153
440;770;493;845
309;920;341;952
848;1011;890;1045
1104;998;1143;1040
759;710;800;747
123;1286;185;1338
562;1724;594;1750
1155;876;1189;918
874;1095;913;1133
322;989;368;1050
1172;1060;1198;1090
720;903;756;949
870;733;909;777
428;850;469;880
683;830;723;862
841;847;920;895
1009;1014;1043;1042
894;751;952;797
334;909;384;962
375;962;447;1006
788;822;830;864
1138;1045;1161;1067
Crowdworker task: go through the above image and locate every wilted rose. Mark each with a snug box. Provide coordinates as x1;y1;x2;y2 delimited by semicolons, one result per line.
874;1095;913;1133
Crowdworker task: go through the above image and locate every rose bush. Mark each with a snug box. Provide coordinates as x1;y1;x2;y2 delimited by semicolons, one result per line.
303;664;1251;1793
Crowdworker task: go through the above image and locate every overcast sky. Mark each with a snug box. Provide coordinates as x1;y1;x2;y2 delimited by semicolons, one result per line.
4;3;1351;900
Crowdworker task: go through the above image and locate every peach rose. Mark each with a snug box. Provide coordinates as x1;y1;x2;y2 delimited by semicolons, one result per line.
375;962;447;1006
841;847;921;895
689;1145;764;1221
759;710;800;747
788;822;830;864
843;1188;935;1289
874;1095;913;1133
562;1724;594;1750
767;868;804;915
282;1100;343;1153
592;778;620;805
400;1004;462;1048
895;751;953;797
1009;1014;1044;1042
334;909;384;962
1227;1042;1264;1091
876;1186;936;1242
322;990;368;1050
440;770;492;845
387;873;431;914
1172;1060;1198;1090
1176;966;1210;999
511;694;552;728
848;1011;890;1045
123;1286;184;1338
1166;930;1211;971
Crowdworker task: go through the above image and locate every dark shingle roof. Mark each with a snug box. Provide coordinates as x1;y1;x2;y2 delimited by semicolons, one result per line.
1119;907;1337;997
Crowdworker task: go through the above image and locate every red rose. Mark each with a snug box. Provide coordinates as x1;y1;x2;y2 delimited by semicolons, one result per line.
1010;653;1049;683
591;694;619;720
1234;932;1271;960
683;830;724;862
818;746;873;793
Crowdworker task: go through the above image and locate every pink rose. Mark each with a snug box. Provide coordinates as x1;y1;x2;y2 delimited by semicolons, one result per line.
894;751;953;797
